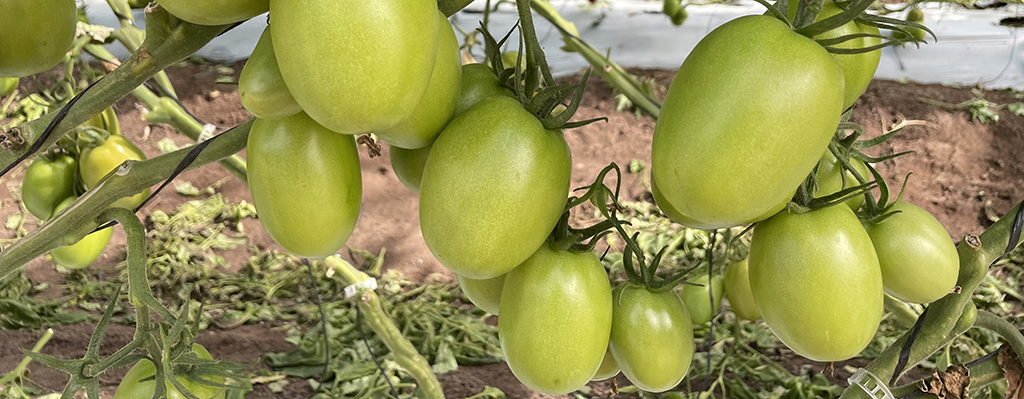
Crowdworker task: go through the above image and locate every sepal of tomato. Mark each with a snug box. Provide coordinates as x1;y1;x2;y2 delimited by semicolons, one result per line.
723;258;761;321
680;273;724;325
247;112;362;258
113;343;226;399
456;273;504;315
49;197;112;270
815;152;871;211
0;0;76;77
79;135;150;210
22;154;77;220
455;64;515;116
155;0;269;26
239;27;301;120
609;284;694;392
499;243;612;395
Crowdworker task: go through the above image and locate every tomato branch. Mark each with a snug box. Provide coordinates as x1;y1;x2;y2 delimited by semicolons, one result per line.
974;310;1024;369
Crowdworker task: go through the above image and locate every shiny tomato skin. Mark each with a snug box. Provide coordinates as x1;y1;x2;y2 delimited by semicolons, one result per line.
499;243;612;395
419;96;571;279
651;15;844;229
239;27;301;120
247;112;362;258
50;196;112;270
749;205;883;362
591;348;620;381
864;201;959;304
376;13;461;149
609;284;694;393
679;273;724;325
155;0;269;25
22;154;77;220
79;135;150;210
456;272;504;315
454;64;515;115
271;0;439;134
113;344;225;399
390;144;431;193
0;0;76;77
723;258;761;321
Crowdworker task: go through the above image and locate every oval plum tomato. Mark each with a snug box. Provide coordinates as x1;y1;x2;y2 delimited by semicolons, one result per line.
456;272;504;315
609;284;694;392
0;0;76;77
271;0;439;134
864;201;958;304
419;96;571;279
239;27;301;120
0;77;17;96
50;196;113;269
376;13;461;149
651;15;844;229
680;273;723;325
723;258;761;321
591;348;620;381
79;135;150;210
155;0;269;26
113;344;226;399
815;152;871;211
499;243;612;395
22;154;77;220
390;144;431;193
454;64;515;115
749;205;883;362
247;112;362;258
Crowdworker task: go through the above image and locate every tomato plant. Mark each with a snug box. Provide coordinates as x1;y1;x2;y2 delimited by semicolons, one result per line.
454;63;515;115
609;284;694;392
457;272;505;315
79;135;150;210
49;196;112;269
239;28;301;120
113;344;226;399
724;258;761;321
864;201;959;304
651;15;844;229
247;112;362;259
22;154;77;220
419;96;571;279
680;273;723;325
0;0;76;77
270;0;440;134
895;8;926;41
499;243;612;395
815;151;871;210
155;0;269;26
749;205;883;362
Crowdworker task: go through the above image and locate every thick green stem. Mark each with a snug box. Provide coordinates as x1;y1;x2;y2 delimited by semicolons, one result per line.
975;310;1024;367
0;119;252;280
516;0;556;91
324;256;446;399
100;207;174;322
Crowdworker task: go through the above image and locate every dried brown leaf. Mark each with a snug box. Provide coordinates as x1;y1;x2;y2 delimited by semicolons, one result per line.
999;345;1024;399
918;364;970;399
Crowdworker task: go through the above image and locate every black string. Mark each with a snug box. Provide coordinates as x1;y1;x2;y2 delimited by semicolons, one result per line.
355;300;401;398
304;260;330;397
705;231;717;383
998;202;1024;261
0;79;102;179
889;306;930;386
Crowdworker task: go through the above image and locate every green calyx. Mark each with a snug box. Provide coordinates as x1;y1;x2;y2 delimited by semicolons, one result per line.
757;0;935;54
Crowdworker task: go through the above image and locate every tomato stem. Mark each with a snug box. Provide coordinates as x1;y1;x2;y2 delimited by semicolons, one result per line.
974;310;1024;369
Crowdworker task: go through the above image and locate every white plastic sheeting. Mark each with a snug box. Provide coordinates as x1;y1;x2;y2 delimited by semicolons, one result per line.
81;0;1024;89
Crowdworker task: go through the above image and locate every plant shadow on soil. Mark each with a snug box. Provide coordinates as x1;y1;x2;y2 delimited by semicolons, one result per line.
0;63;1021;398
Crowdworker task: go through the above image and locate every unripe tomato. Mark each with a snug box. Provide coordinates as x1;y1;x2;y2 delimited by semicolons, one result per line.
652;15;844;229
419;96;571;279
591;349;620;381
390;144;431;193
79;135;150;210
609;284;694;392
85;107;121;136
894;8;927;41
247;112;362;258
750;205;883;362
0;77;17;96
724;258;761;321
679;273;724;325
864;201;959;304
454;64;515;116
0;0;76;77
113;344;225;399
50;196;112;270
456;273;504;315
376;13;461;150
22;154;77;220
815;152;871;211
155;0;269;26
271;0;439;134
239;27;301;120
499;244;612;395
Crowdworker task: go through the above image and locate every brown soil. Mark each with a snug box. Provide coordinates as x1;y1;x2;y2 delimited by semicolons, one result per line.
0;64;1021;398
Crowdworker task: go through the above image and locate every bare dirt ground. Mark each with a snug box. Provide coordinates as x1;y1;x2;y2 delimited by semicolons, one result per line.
0;63;1021;398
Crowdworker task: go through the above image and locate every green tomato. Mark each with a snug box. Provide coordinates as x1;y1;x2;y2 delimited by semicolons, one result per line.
894;8;927;41
591;348;620;381
79;135;149;210
22;154;77;220
609;284;694;393
454;63;515;116
0;0;76;77
271;0;439;134
679;273;724;325
50;196;112;270
390;144;431;193
85;107;122;136
248;112;362;258
749;205;883;362
376;13;461;150
155;0;269;26
815;152;871;211
724;258;761;321
0;77;17;96
239;27;301;120
864;201;959;304
419;96;571;279
456;272;504;315
113;344;225;399
651;15;844;229
499;243;612;395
